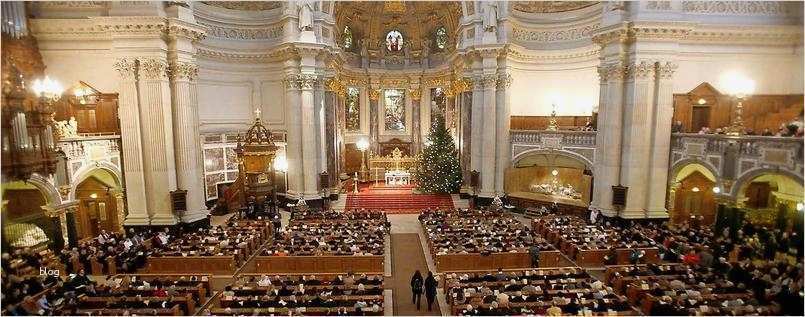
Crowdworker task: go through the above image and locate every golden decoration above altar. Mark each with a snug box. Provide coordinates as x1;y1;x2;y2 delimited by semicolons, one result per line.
368;146;417;172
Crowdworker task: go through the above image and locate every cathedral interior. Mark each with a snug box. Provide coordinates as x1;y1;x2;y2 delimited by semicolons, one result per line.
1;1;804;316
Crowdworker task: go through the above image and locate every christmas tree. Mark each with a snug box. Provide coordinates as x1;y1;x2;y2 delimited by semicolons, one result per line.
414;114;462;193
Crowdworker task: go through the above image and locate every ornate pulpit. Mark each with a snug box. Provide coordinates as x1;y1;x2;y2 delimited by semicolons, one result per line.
234;111;279;206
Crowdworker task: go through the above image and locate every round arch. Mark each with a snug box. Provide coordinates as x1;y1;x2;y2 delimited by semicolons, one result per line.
68;162;123;202
512;149;594;174
730;167;805;199
26;173;62;206
670;158;720;183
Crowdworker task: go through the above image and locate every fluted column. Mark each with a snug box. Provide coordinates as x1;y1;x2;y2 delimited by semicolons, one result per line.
619;61;656;217
469;77;483;191
137;58;178;225
300;74;320;198
113;191;126;233
479;74;497;197
368;89;380;153
646;62;677;218
410;88;422;154
591;62;625;217
169;62;207;223
114;58;150;226
494;73;511;195
284;74;304;199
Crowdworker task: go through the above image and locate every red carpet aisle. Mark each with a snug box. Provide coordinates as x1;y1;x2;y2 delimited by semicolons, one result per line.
345;183;454;213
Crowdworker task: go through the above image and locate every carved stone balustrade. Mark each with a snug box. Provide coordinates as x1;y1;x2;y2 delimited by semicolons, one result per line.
670;133;804;194
510;130;597;169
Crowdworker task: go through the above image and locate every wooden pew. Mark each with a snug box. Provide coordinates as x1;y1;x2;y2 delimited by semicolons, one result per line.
145;256;234;275
433;251;562;272
253;255;383;273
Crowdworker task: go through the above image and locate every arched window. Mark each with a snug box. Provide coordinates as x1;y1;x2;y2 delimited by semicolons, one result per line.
342;25;353;49
435;26;447;50
385;30;403;52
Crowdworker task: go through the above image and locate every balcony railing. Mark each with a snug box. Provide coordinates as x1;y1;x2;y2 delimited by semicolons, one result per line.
510;130;597;147
671;133;803;182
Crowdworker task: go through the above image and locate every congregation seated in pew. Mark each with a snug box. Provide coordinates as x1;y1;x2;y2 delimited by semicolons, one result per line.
443;267;635;316
420;208;553;255
208;273;384;316
291;208;389;223
263;220;387;256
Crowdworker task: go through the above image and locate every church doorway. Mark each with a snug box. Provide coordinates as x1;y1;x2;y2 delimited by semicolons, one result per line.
670;163;717;225
73;168;122;240
736;173;803;230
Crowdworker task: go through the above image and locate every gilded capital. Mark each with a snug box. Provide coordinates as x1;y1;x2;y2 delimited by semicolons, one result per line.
138;58;169;80
627;60;656;80
113;58;138;80
368;89;380;101
409;89;421;100
657;61;678;80
169;62;199;81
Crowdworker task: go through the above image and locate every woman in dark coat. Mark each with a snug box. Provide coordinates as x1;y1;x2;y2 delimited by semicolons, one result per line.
424;271;438;311
410;270;424;310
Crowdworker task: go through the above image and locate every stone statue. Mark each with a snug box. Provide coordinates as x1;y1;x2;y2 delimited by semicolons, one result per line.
483;1;498;32
54;116;78;139
298;0;314;31
360;38;369;68
420;39;431;68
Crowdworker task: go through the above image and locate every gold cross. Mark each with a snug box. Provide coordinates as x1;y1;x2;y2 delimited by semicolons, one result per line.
254;108;261;118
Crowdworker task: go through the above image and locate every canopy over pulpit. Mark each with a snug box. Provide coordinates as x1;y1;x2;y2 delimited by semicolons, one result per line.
234;111;279;205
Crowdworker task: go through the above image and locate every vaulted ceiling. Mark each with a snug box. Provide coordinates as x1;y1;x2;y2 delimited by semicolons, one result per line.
334;1;461;52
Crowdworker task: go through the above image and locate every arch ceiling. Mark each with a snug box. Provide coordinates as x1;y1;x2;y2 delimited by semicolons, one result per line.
511;1;598;13
675;163;717;183
334;1;461;52
742;174;804;198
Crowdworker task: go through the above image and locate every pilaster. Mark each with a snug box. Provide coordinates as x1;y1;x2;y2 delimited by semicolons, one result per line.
479;73;497;197
619;60;657;217
410;87;422;154
591;62;626;217
169;61;207;223
283;73;304;199
494;72;511;195
113;58;150;226
137;57;178;225
299;73;321;198
646;61;678;218
469;76;483;192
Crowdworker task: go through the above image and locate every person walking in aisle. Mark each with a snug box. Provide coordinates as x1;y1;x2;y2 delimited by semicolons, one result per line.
424;271;438;311
411;270;424;310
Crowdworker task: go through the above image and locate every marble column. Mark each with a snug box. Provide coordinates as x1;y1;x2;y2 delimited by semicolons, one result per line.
137;57;178;225
300;74;321;198
113;58;149;226
479;74;498;197
324;90;339;193
470;77;483;187
113;191;126;233
619;61;656;218
169;61;207;223
461;90;473;191
368;89;380;153
646;62;677;218
494;73;511;195
591;62;625;217
410;89;422;154
284;74;304;199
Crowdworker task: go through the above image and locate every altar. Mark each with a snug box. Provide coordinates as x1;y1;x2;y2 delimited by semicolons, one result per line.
385;170;411;186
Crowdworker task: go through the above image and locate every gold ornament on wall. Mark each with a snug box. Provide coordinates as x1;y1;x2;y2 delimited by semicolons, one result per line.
369;89;380;101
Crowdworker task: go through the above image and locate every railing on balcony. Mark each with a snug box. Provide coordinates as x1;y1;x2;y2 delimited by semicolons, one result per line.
670;133;803;183
510;130;597;147
510;130;597;165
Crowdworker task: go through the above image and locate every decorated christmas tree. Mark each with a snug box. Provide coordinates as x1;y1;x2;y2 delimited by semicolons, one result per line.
414;114;462;193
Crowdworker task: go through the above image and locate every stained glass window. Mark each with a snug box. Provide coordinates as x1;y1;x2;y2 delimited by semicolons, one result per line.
384;89;406;131
345;87;360;131
385;30;403;52
435;26;447;50
343;25;353;49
